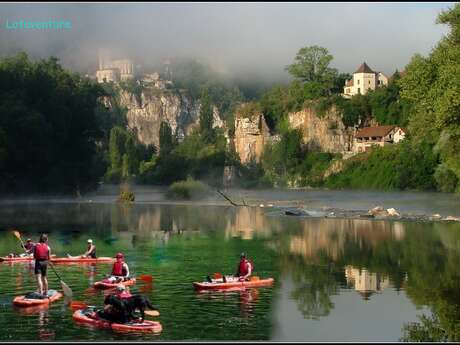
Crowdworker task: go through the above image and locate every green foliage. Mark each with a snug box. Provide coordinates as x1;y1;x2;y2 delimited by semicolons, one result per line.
434;163;459;193
0;53;105;193
238;102;262;119
398;3;460;192
105;126;153;183
159;121;174;156
166;178;212;200
286;45;338;90
325;140;438;191
401;314;449;342
199;88;215;143
118;190;135;203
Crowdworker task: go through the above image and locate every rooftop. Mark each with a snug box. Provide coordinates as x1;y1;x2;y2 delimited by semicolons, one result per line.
355;125;397;138
354;62;376;74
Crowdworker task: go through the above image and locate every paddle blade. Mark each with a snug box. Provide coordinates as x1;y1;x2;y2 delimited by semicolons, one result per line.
70;301;88;310
138;274;153;282
61;280;73;298
213;272;222;280
12;230;21;240
144;310;160;317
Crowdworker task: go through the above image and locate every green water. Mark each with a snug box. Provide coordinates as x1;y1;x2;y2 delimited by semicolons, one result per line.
0;202;459;341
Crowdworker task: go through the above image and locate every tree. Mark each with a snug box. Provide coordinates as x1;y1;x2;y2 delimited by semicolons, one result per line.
159;121;174;156
199;88;215;143
286;45;338;90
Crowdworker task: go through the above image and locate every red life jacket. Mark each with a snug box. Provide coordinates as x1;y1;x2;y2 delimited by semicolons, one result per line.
238;259;249;276
34;243;49;260
112;260;124;276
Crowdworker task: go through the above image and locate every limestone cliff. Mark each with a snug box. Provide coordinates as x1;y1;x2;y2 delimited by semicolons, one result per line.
106;85;224;147
288;104;354;153
233;107;274;164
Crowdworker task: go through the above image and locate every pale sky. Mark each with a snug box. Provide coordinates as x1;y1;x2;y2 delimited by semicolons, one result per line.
0;2;455;82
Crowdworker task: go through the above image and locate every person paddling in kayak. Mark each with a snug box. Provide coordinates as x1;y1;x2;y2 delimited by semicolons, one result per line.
66;239;97;259
33;234;51;297
234;252;253;281
206;252;253;283
106;253;130;283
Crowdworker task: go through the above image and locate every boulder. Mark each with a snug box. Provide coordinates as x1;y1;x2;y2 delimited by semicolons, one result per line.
387;208;400;217
368;206;388;217
444;216;460;222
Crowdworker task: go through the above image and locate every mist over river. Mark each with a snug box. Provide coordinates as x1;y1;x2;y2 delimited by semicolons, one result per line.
0;187;459;341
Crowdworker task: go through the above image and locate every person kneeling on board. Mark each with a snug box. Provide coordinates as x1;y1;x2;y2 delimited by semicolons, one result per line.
106;252;130;283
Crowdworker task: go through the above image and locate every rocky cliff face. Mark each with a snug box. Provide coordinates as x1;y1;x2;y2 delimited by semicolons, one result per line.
109;86;223;147
288;105;354;153
233;108;274;164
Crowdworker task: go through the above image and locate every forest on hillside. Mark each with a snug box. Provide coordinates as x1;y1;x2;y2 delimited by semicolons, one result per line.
0;4;458;195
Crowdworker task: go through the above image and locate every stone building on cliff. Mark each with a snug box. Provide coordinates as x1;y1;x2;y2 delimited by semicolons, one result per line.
343;62;388;98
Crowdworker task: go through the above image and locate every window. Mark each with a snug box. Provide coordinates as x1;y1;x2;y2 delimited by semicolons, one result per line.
358;88;361;94
357;79;360;85
368;80;371;85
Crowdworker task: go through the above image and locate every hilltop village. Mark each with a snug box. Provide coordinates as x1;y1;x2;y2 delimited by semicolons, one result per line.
91;51;407;186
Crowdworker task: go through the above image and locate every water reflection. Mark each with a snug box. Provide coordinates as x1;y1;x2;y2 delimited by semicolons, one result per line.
345;266;390;300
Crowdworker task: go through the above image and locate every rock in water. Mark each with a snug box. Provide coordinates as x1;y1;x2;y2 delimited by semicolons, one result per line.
387;208;400;217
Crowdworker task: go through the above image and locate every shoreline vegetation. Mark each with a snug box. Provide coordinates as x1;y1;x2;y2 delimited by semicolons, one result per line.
0;5;458;197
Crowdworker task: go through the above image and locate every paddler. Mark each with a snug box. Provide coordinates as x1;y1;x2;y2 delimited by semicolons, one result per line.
33;234;51;297
234;252;253;282
22;238;35;255
106;252;130;283
67;239;96;259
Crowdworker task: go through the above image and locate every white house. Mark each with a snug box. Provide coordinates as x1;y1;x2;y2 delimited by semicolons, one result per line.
343;62;388;98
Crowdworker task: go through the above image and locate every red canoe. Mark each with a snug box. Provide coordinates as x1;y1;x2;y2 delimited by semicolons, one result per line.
73;308;162;334
13;290;63;307
50;257;116;264
193;277;274;291
93;278;136;289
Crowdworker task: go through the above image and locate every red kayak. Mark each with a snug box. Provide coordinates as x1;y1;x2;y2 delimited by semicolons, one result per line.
73;308;162;334
193;277;274;291
13;290;63;307
93;278;136;290
0;254;56;263
50;257;115;264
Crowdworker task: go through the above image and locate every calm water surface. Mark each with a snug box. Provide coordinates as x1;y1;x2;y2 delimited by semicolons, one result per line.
0;190;459;341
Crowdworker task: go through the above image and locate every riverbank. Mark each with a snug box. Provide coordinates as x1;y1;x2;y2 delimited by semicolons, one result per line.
1;185;459;221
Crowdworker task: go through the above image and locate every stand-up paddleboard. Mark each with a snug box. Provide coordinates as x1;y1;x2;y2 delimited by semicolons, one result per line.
73;308;162;334
13;289;63;307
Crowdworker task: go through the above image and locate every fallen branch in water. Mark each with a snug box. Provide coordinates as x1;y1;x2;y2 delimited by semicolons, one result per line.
216;190;247;207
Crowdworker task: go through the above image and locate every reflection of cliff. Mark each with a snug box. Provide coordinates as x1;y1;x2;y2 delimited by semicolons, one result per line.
225;207;277;240
288;219;406;261
345;265;390;300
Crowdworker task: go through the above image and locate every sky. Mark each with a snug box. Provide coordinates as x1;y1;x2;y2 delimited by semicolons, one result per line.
0;2;455;83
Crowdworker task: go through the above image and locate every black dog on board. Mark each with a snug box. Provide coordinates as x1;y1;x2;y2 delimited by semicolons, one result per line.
104;294;158;323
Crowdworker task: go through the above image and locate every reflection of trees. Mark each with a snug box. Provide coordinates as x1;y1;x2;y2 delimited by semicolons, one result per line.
282;254;340;320
399;222;460;341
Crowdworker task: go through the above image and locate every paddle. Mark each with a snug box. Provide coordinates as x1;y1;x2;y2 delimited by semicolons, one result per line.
48;261;73;298
12;230;28;254
70;300;160;316
137;274;153;282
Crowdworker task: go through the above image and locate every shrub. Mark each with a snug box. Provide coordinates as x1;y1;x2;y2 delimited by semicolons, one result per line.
118;190;135;203
166;178;211;200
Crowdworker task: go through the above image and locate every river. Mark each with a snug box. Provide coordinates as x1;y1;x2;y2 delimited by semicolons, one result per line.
0;187;459;341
